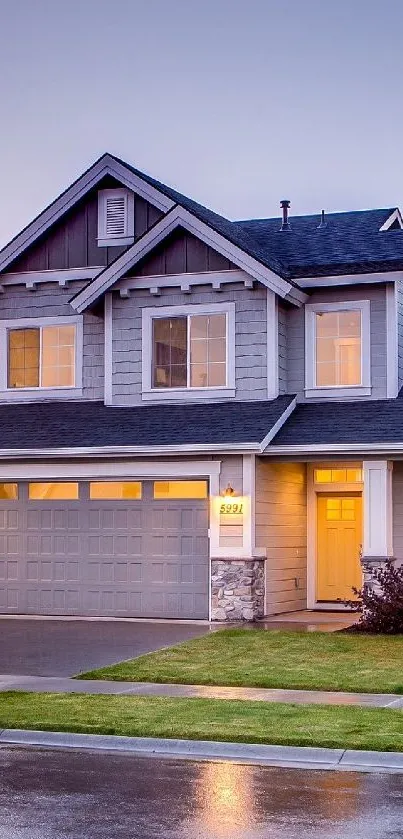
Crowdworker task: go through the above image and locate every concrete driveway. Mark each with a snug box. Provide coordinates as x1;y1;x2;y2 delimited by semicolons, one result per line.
0;619;209;677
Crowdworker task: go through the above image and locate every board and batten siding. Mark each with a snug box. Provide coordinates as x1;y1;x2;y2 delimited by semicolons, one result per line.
0;282;104;401
256;459;307;614
287;284;388;401
111;283;268;404
6;179;163;274
131;229;236;276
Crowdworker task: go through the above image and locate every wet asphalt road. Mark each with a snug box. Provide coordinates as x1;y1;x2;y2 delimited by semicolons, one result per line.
0;747;402;838
0;619;208;676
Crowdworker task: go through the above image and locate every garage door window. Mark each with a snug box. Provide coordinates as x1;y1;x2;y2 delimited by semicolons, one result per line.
0;483;18;499
28;482;79;500
153;481;208;499
89;481;142;500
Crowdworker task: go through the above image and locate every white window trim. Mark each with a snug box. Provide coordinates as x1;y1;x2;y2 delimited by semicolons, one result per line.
97;188;135;247
305;300;371;399
0;315;83;402
141;302;236;402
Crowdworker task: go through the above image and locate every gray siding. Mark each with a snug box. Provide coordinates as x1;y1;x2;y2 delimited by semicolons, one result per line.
287;285;387;401
112;283;268;404
256;459;307;615
7;178;163;274
396;280;403;391
0;282;103;401
131;230;236;276
278;302;288;394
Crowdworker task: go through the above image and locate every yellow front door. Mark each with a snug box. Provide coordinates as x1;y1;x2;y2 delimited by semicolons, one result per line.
316;494;363;601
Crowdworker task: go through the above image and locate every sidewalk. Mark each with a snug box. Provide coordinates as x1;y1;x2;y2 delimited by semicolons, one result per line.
1;674;402;708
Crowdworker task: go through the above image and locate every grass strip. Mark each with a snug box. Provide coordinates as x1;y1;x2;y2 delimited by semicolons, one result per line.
77;629;403;695
0;692;401;752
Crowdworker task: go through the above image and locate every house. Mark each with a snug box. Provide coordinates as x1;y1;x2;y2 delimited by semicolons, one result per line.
0;153;402;621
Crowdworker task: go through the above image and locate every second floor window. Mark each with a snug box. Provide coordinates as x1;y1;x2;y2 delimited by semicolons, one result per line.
152;313;227;389
8;324;76;389
315;310;361;387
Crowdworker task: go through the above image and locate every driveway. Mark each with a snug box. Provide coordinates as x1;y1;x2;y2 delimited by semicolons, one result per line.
0;748;401;839
0;619;209;677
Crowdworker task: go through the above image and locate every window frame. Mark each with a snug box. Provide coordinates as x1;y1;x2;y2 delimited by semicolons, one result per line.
0;316;83;400
97;188;134;247
141;302;236;401
305;300;371;399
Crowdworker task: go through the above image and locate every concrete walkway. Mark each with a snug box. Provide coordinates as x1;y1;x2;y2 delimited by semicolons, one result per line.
1;674;402;708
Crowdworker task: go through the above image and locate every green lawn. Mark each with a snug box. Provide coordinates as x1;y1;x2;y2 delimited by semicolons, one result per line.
78;629;403;694
0;692;402;752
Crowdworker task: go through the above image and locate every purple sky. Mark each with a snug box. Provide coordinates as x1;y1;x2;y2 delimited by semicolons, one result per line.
1;0;402;248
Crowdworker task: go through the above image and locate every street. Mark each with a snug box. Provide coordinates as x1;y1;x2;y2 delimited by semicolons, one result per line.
0;746;401;838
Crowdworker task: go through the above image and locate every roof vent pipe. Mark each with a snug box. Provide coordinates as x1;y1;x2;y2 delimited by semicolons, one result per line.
280;199;291;231
318;209;327;229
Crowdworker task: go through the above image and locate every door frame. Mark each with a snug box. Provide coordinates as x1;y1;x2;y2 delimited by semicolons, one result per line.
307;462;363;610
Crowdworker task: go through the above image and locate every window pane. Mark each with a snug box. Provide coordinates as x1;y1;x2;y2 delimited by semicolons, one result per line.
41;325;76;388
8;329;40;389
190;315;208;340
190;363;208;388
316;312;338;337
208;314;226;338
208;362;226;386
316;362;337;387
209;338;226;363
90;482;142;500
29;482;79;500
346;469;363;482
314;469;332;483
190;340;207;363
339;311;361;338
154;480;208;499
152;317;187;388
0;483;18;500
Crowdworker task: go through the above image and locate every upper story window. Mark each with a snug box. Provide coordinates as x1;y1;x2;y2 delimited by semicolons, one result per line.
97;188;134;247
305;301;371;398
141;303;235;401
0;316;83;399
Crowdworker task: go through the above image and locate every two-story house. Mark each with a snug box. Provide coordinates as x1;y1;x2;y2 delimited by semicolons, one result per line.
0;153;402;621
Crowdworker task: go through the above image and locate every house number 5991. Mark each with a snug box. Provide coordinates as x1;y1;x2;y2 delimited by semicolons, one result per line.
220;503;244;514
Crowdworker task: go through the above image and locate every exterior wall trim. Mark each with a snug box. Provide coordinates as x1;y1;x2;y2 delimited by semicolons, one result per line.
0;154;174;275
267;443;403;455
118;269;249;293
266;290;279;399
104;293;113;405
386;283;399;397
0;267;103;288
260;397;297;449
297;271;403;288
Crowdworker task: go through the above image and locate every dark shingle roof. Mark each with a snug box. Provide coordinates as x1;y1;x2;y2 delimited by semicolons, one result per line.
116;155;403;280
0;397;294;450
271;397;403;446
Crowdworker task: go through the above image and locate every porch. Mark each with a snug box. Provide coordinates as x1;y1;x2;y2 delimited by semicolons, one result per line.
255;458;399;617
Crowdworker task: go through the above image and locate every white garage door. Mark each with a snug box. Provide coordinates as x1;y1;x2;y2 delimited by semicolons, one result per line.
0;479;209;619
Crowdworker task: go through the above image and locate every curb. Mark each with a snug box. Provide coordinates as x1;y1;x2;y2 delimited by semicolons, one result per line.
0;729;402;773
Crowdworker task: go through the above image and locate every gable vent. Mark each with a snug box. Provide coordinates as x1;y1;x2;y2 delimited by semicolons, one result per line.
98;188;134;246
105;195;126;236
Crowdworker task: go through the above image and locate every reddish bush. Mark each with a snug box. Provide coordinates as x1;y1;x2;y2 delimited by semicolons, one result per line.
346;561;403;634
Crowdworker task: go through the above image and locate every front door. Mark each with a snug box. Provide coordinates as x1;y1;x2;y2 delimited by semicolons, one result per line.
316;493;362;602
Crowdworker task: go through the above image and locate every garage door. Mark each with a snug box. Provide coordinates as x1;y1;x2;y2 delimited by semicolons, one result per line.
0;479;209;619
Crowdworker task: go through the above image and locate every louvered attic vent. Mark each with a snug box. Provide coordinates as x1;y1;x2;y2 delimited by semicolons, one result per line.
97;188;135;247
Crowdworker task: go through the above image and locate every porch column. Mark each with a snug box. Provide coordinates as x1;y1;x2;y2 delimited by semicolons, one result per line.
362;460;394;588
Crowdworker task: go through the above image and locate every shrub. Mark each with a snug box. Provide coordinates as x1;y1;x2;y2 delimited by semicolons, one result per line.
345;561;403;634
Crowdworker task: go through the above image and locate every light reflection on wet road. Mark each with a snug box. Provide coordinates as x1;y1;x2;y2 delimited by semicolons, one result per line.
0;746;401;838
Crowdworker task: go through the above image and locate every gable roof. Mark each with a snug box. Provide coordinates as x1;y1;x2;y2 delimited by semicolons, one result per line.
2;152;403;299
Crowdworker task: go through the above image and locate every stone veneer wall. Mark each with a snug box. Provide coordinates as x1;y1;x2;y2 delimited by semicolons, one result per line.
211;559;265;621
